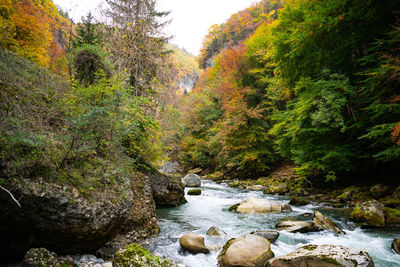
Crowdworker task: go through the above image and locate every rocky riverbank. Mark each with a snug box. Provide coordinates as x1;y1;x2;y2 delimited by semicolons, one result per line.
0;167;186;262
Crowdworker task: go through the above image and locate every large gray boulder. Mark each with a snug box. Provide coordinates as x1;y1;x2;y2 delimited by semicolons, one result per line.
179;233;210;254
218;234;274;267
266;244;375;267
143;166;186;207
235;197;282;214
275;220;317;233
181;174;201;187
350;200;385;227
0;175;157;260
313;211;345;234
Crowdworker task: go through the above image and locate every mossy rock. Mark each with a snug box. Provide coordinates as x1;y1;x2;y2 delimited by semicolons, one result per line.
384;207;400;226
289;196;310;206
22;248;61;267
350;200;385;227
209;171;224;181
112;243;172;267
228;203;239;212
187;189;201;196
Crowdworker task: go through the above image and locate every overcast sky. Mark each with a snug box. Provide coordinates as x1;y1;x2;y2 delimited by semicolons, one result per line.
53;0;258;55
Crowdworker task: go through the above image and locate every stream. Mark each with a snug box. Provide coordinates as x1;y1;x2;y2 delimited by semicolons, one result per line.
147;180;400;267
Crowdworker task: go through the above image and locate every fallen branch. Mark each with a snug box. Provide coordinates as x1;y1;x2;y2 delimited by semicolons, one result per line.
0;185;21;208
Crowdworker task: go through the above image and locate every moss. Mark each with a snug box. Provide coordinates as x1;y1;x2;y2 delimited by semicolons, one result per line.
384;207;400;226
187;189;201;195
228;203;239;212
320;255;341;265
113;243;172;267
230;181;240;187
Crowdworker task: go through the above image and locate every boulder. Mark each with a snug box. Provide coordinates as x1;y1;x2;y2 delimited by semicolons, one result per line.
350;200;385;227
250;231;279;243
283;203;293;212
22;248;60;267
187;189;202;196
313;211;345;234
393;238;400;255
112;243;172;267
143;166;186;207
206;226;227;236
218;234;274;267
181;174;201;187
370;184;390;199
266;244;375;267
188;168;202;174
179;233;210;254
338;190;353;203
0;175;157;260
263;183;288;195
275;220;317;233
235;197;282;214
289;196;310;206
159;161;181;175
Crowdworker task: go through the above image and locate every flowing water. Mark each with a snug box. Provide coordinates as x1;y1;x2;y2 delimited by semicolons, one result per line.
147;180;400;267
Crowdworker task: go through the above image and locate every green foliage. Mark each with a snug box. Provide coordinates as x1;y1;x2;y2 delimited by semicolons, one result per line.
73;12;102;48
270;73;355;179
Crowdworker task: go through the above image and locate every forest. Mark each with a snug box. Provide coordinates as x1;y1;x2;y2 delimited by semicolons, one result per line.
0;0;400;266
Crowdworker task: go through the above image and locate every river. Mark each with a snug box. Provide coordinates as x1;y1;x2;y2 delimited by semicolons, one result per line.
147;180;400;267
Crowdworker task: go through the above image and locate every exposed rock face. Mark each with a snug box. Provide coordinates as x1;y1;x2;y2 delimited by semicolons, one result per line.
187;189;202;196
218;234;274;267
350;200;385;227
181;174;201;187
266;244;375;267
0;174;157;260
236;197;282;214
159;161;181;175
275;220;317;233
313;211;345;234
179;233;210;254
250;231;279;243
393;238;400;255
206;226;227;236
22;248;60;267
112;243;172;267
144;167;186;207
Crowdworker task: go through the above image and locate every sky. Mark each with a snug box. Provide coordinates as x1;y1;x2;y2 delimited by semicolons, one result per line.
53;0;258;56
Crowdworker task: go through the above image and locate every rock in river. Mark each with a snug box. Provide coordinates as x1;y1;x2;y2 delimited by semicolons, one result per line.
181;174;201;187
143;166;186;207
206;226;227;236
235;197;282;214
275;220;317;233
218;234;274;267
266;244;375;267
393;238;400;255
313;211;345;234
250;230;279;243
179;233;210;254
350;199;385;227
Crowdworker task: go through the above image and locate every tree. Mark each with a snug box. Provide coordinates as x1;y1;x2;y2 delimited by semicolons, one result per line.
73;12;102;48
104;0;170;96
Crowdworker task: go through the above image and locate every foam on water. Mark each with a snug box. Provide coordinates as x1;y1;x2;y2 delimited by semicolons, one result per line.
148;180;400;267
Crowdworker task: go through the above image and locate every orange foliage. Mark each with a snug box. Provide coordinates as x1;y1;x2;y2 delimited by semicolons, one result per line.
1;0;69;71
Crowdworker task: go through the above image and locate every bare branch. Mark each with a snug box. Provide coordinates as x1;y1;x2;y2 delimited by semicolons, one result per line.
0;185;21;208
